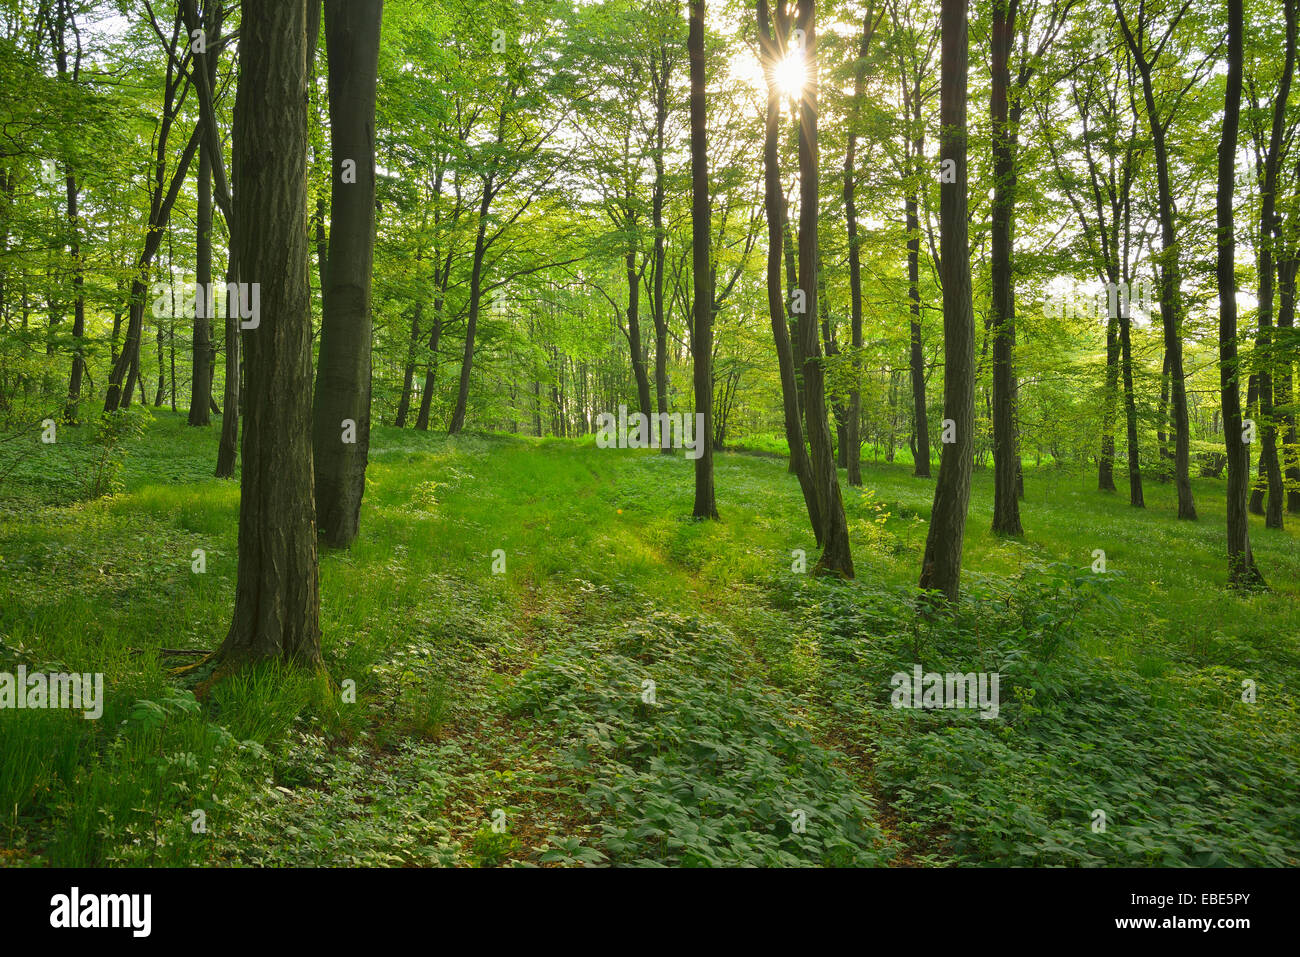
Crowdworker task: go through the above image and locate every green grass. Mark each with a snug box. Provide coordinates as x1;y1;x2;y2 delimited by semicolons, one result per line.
0;410;1296;866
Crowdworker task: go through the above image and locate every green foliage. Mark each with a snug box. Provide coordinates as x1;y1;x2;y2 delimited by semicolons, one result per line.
774;569;1300;866
0;414;1296;867
508;605;891;867
75;408;151;500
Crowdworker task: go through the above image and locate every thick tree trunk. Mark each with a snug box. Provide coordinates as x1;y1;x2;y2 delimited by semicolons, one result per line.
688;0;717;519
1217;0;1263;588
758;0;821;541
989;0;1022;535
311;0;383;548
919;0;974;601
796;0;851;575
218;0;322;666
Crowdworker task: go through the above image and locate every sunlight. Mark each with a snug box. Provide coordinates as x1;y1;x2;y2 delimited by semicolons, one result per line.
773;49;806;98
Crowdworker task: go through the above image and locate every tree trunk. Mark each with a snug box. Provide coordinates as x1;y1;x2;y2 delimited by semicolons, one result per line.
651;47;673;454
919;0;974;601
1217;0;1263;587
215;262;241;478
62;164;86;422
187;1;221;427
626;242;653;417
1117;5;1196;519
394;300;421;427
189;139;214;425
1279;248;1299;513
415;296;443;431
218;0;322;667
1249;0;1294;528
688;0;717;520
312;0;383;548
757;0;821;540
842;10;874;488
1120;302;1144;506
105;11;202;412
796;0;851;575
906;79;931;478
989;0;1022;535
449;207;490;434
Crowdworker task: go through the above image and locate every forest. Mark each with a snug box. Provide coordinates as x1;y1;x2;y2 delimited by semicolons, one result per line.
0;0;1297;873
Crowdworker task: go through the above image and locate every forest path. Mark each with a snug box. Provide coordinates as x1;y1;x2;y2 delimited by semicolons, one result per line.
363;433;917;864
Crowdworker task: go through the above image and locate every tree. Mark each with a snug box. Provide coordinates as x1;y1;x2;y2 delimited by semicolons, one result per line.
843;6;884;488
1037;21;1148;508
51;0;88;424
988;0;1072;533
757;0;821;539
687;0;717;519
1115;0;1202;520
1217;0;1264;588
218;0;323;666
1244;0;1294;527
888;0;937;479
989;0;1023;535
919;0;974;600
180;0;241;476
312;0;383;548
795;0;852;575
186;0;223;428
103;6;200;413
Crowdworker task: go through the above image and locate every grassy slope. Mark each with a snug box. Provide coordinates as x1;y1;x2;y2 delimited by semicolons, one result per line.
0;410;1296;866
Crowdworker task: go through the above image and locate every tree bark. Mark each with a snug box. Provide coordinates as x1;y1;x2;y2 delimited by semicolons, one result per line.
1116;2;1196;518
688;0;717;519
919;0;975;601
311;0;383;548
1216;0;1264;587
186;0;222;427
1246;0;1294;528
218;0;322;666
105;7;200;412
796;0;851;575
906;78;931;478
394;299;421;427
758;0;821;540
989;0;1022;535
843;9;876;488
650;45;673;454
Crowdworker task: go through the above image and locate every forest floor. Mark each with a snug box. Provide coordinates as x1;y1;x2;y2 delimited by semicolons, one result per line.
1;410;1298;866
